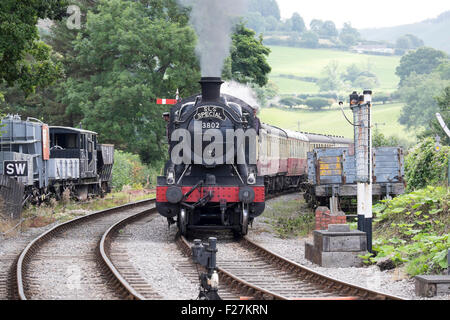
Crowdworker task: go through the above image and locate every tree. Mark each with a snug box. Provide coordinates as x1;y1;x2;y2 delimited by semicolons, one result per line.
339;22;360;47
321;21;338;38
225;23;271;87
290;13;306;34
245;12;266;34
405;137;449;190
434;60;450;80
317;61;343;92
248;0;280;20
420;86;450;145
405;34;424;48
1;0;100;126
310;19;323;34
305;97;329;110
396;47;448;85
264;16;279;32
396;36;412;50
301;31;319;48
398;72;450;130
64;0;200;164
0;0;67;94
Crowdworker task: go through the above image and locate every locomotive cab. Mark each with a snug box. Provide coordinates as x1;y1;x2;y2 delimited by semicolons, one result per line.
156;77;265;236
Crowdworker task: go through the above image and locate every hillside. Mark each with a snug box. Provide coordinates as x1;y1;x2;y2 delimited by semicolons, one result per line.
360;11;450;54
267;45;401;94
259;103;415;144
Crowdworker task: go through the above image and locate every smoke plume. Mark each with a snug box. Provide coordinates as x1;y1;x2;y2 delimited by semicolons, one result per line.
179;0;248;77
222;81;259;111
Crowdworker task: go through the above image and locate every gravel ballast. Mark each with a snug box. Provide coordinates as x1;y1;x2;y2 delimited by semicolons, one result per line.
246;194;449;300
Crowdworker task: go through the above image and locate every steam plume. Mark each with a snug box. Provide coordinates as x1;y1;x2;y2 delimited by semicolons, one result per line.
179;0;248;77
222;81;259;111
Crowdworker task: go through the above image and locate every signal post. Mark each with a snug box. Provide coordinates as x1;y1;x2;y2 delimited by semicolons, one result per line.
350;91;373;253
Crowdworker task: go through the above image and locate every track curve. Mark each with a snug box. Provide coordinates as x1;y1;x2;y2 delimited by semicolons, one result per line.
16;199;155;300
177;234;403;300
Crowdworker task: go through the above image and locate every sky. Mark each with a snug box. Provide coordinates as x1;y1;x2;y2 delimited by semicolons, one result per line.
276;0;450;29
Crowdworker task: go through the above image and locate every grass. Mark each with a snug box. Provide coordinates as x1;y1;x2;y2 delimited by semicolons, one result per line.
271;76;319;94
267;45;401;94
259;102;417;144
2;189;156;234
262;194;315;239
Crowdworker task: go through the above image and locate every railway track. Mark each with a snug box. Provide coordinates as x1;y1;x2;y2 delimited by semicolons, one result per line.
15;199;156;300
101;206;240;300
14;192;403;300
177;234;403;300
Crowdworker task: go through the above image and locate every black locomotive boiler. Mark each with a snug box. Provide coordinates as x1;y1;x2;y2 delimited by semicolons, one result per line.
156;77;265;236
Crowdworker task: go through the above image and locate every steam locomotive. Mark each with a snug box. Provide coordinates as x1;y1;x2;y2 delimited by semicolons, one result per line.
156;77;352;236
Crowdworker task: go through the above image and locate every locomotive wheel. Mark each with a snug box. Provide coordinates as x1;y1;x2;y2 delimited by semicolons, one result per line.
178;209;188;236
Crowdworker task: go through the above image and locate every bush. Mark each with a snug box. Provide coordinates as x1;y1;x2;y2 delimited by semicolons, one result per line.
305;97;329;110
111;150;161;191
405;138;449;191
372;92;391;104
364;186;450;276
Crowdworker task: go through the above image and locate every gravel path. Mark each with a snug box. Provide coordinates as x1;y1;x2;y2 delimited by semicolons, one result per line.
246;194;449;300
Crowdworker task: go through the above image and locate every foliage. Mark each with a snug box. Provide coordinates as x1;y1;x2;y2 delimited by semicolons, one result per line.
317;61;343;92
251;81;279;107
262;196;314;239
420;86;450;145
372;92;392;104
224;23;271;87
363;187;450;276
64;0;199;164
396;47;448;85
112;150;162;191
405;138;449;190
290;13;306;34
304;97;329;110
248;0;280;20
372;128;404;148
0;0;66;94
309;19;338;39
278;96;304;108
301;31;320;48
341;63;379;88
398;72;450;130
273;213;315;239
395;34;424;50
338;22;360;47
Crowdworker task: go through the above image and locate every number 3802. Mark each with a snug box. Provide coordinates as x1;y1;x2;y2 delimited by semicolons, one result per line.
202;122;220;129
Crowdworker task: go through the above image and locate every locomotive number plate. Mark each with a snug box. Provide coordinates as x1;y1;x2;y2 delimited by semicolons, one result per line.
202;121;220;129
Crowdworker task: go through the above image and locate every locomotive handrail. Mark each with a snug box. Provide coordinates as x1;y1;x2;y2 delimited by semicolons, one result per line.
26;117;43;124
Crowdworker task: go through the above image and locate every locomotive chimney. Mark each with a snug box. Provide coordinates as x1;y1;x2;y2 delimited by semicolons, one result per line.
199;77;223;102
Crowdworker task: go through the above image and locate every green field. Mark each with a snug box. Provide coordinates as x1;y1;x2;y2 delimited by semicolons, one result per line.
267;46;401;94
259;103;416;144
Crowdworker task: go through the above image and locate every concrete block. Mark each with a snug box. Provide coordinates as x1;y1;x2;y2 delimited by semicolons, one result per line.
304;242;366;267
328;224;351;232
320;251;367;268
313;230;367;252
415;275;450;297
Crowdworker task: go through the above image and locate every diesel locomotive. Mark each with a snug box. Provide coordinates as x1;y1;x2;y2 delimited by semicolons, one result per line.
156;77;353;236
